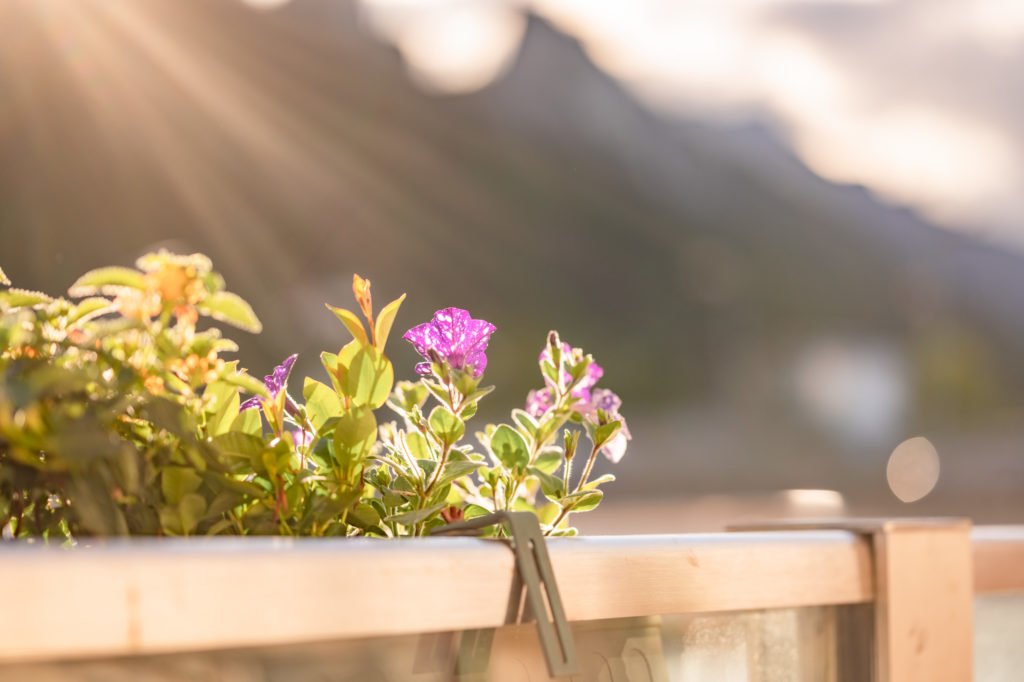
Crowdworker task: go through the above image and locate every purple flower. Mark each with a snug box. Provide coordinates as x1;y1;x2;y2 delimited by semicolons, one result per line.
540;342;603;401
288;427;315;449
526;385;631;463
580;389;631;463
403;308;496;379
599;420;631;464
241;354;298;410
525;388;554;419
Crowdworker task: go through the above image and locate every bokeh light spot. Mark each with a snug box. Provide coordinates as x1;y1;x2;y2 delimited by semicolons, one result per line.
887;437;940;503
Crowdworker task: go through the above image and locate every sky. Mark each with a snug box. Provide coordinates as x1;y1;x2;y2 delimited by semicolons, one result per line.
347;0;1024;245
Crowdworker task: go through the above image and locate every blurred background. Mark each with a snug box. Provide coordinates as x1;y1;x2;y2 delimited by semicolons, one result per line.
2;0;1023;532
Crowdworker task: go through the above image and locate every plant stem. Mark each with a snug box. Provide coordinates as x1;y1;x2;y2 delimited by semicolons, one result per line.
545;443;598;537
545;506;569;537
423;441;451;498
573;443;599;494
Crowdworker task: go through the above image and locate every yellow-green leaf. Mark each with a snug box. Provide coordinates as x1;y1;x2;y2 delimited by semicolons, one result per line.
198;291;262;333
67;297;115;325
490;425;529;470
222;371;269;398
203;380;241;437
374;293;406;350
177;493;208;536
0;288;53;310
68;266;146;296
326;303;369;346
429;405;465;445
344;346;394;409
162;467;203;505
333;406;377;472
303;377;341;430
230;408;262;436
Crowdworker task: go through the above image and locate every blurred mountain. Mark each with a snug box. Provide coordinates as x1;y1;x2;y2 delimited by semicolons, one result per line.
2;0;1024;501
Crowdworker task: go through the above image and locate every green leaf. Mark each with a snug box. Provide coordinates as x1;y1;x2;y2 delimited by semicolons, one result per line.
204;380;241;437
344;345;394;409
465;385;496;404
326;304;369;346
177;493;208;535
423;381;449;405
201;471;265;498
67;297;114;325
583;473;616;491
392;381;429;412
230;408;262;436
489;424;529;470
387;503;446;526
530;467;565;501
0;288;53;309
533;447;564;474
212;432;266;460
68;266;146;296
536;502;560;525
0;265;9;286
511;409;539;438
303;378;342;430
429;405;465;445
374;293;406;350
321;351;342;394
347;503;382;529
405;430;432;460
434;460;483;489
464;503;491;520
594;420;622;448
333;406;377;470
562;489;603;513
162;467;204;505
136;250;211;273
221;371;269;399
198;291;262;333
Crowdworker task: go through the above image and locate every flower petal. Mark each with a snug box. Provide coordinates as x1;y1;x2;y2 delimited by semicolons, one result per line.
403;322;436;357
465;349;488;378
525;388;554;418
265;353;298;396
404;308;495;377
239;395;263;411
600;429;629;464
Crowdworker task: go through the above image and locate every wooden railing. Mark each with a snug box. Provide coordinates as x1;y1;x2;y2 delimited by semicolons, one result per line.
1;520;1022;680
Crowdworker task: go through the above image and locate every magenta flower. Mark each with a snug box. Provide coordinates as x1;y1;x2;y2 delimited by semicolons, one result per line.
403;308;496;379
241;354;298;410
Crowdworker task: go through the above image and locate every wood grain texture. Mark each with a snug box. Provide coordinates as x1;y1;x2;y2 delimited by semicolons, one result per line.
0;532;873;663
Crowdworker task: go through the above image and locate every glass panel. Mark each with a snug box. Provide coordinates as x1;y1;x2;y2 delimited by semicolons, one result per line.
0;606;872;681
975;593;1024;682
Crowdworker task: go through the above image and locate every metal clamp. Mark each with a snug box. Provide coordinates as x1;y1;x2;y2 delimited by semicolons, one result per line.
431;511;579;678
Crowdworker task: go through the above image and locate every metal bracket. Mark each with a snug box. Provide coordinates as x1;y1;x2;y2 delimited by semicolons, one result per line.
431;511;579;678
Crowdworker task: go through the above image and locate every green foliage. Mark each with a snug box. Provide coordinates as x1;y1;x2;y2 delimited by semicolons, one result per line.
198;292;262;333
0;253;625;541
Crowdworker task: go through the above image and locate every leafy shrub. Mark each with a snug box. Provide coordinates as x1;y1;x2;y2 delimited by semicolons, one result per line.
0;254;628;540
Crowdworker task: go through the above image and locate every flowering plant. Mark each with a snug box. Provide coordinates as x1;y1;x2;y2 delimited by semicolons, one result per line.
0;254;627;539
